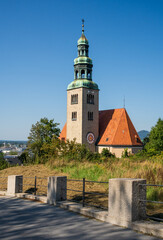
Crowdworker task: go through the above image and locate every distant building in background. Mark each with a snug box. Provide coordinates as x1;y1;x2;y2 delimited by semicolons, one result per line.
0;141;27;165
60;21;143;157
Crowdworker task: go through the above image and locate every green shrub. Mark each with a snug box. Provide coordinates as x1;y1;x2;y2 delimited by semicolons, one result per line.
147;187;163;201
18;151;34;164
0;152;9;170
121;148;129;158
101;148;115;158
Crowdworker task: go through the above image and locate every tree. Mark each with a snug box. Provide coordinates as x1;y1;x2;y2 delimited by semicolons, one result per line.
145;118;163;154
28;118;60;159
0;152;4;161
0;152;8;170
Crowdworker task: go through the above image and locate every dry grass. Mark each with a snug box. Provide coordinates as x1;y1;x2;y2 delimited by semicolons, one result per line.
0;164;108;208
0;157;162;216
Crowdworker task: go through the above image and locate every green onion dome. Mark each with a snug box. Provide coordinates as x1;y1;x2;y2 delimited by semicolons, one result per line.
77;33;89;46
67;79;99;90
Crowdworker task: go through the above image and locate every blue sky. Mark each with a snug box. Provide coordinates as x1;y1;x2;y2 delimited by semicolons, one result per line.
0;0;163;140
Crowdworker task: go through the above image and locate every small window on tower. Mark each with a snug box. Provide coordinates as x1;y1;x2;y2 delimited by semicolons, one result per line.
75;71;79;79
81;70;85;78
72;112;77;121
87;94;94;104
87;71;91;79
88;112;93;121
71;94;78;104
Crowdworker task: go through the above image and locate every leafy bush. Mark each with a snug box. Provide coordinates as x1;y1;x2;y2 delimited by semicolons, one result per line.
121;148;129;158
147;187;163;201
0;152;9;170
18;150;35;164
101;148;115;158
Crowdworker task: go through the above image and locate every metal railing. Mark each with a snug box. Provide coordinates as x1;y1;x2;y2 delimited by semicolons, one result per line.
20;176;48;196
139;183;163;222
0;177;8;191
67;178;108;210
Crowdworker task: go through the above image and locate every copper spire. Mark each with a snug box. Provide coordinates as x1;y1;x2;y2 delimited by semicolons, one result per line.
82;19;84;34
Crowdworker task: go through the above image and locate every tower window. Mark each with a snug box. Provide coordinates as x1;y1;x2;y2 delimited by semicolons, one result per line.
87;70;91;79
87;94;94;104
82;50;84;55
71;94;78;104
75;71;79;79
81;70;85;78
88;112;93;121
72;112;77;121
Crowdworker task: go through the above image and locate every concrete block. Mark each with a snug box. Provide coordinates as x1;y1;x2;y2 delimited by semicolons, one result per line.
47;176;67;205
131;221;163;238
108;178;146;227
58;201;109;222
7;175;23;196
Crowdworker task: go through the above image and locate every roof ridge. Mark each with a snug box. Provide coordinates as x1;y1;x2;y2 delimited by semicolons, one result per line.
125;110;142;145
124;109;132;145
99;108;125;112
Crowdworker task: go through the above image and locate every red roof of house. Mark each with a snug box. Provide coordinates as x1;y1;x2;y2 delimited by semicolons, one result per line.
98;108;142;146
59;123;67;140
59;108;143;146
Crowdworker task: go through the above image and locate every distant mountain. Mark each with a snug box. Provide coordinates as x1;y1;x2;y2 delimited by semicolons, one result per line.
138;130;149;141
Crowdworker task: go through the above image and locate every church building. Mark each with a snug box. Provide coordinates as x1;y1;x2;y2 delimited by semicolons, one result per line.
60;21;143;157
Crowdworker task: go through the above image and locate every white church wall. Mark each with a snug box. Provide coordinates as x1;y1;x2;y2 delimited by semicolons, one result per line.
98;146;143;158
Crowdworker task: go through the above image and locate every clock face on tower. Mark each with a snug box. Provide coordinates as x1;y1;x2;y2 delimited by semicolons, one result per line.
87;132;95;144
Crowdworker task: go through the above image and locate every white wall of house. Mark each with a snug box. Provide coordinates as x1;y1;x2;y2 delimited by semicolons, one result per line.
98;146;143;158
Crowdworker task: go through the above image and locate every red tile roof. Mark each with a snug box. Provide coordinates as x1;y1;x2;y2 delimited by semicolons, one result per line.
59;108;143;146
59;123;67;140
98;108;142;146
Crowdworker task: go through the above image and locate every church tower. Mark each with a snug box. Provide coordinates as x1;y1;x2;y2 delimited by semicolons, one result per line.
66;20;99;151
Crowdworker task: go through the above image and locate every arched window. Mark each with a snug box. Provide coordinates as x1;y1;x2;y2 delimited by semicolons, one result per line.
87;70;91;79
81;70;85;78
76;71;79;79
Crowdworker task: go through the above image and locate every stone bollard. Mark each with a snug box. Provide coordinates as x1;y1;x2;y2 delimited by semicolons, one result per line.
108;178;146;228
7;175;23;196
47;176;67;205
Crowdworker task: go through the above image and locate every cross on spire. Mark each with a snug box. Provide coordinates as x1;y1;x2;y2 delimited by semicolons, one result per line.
82;19;84;33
